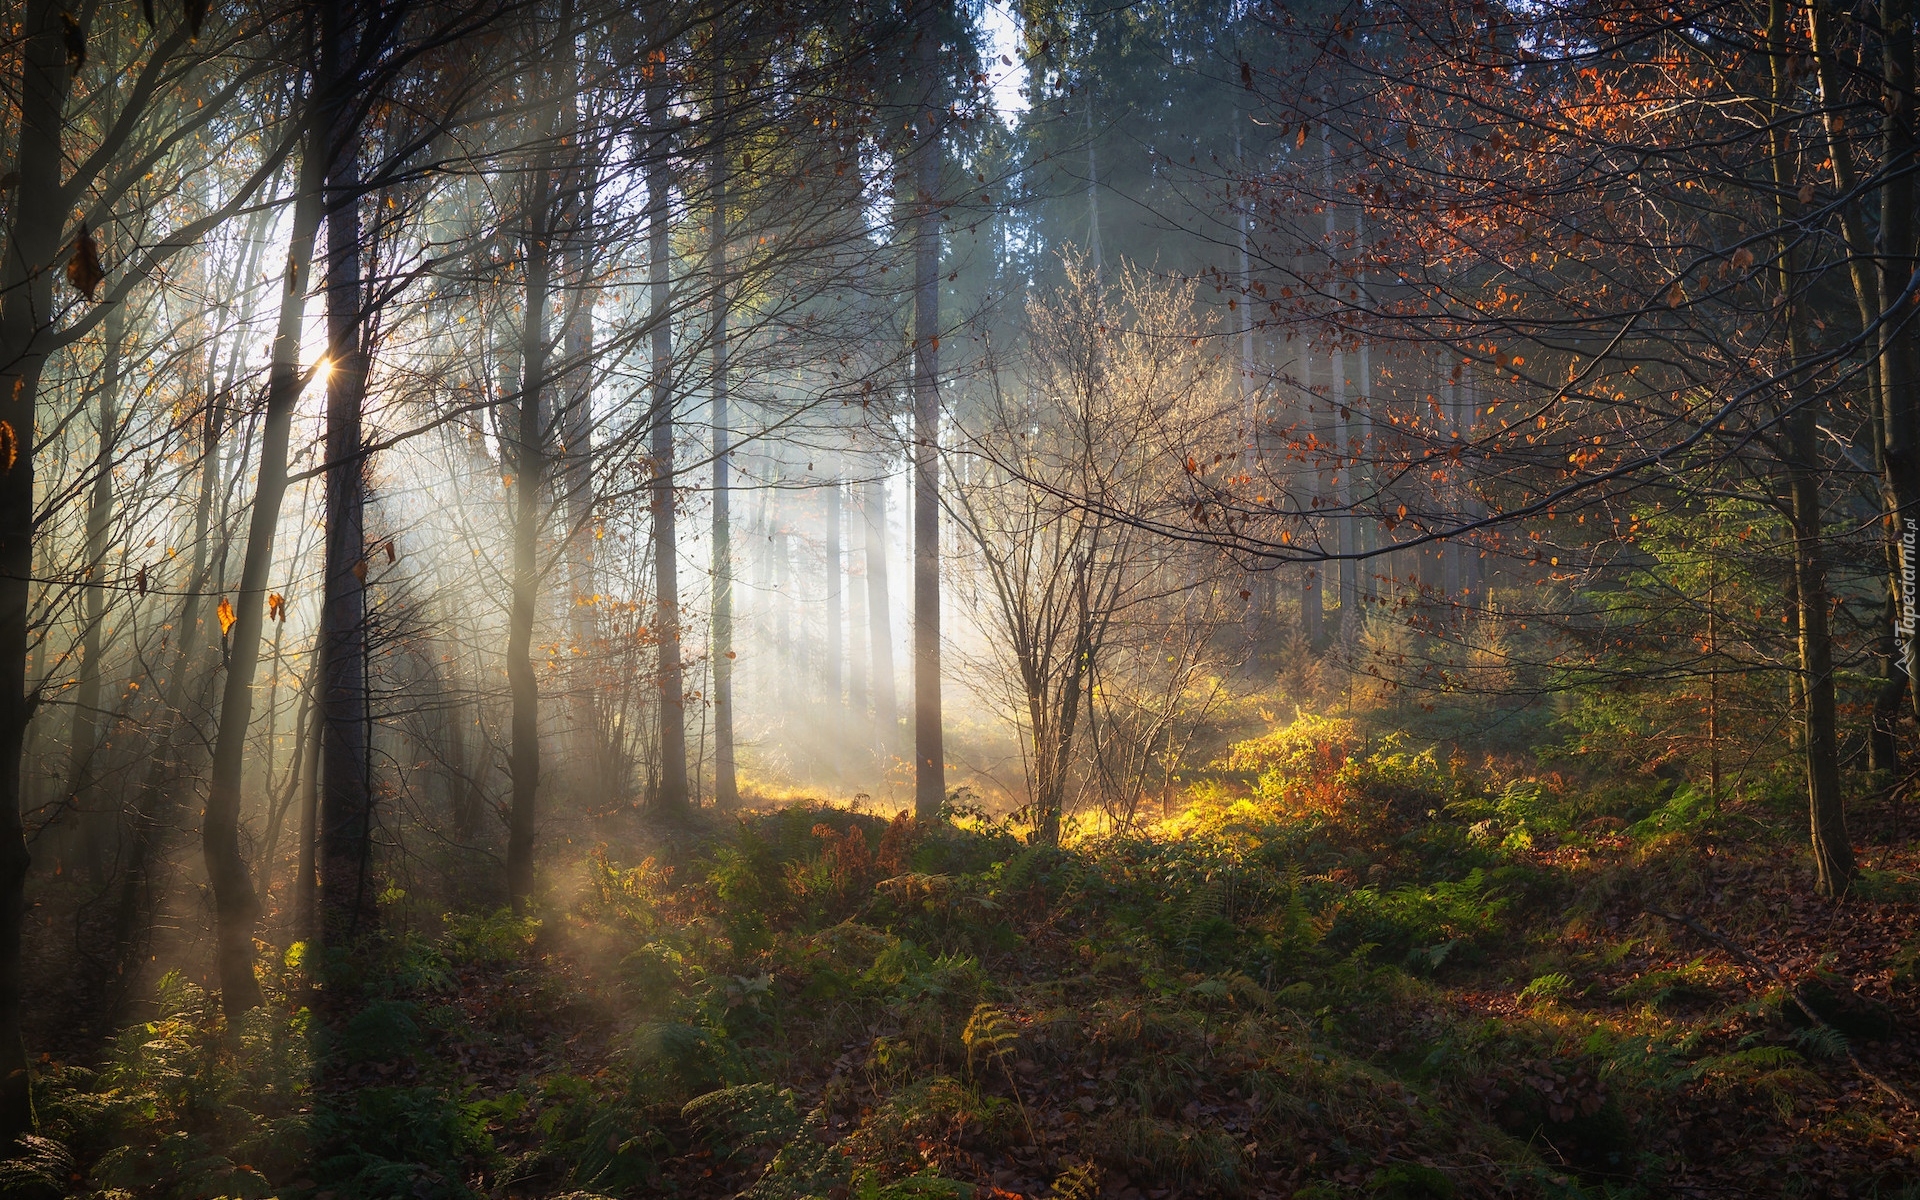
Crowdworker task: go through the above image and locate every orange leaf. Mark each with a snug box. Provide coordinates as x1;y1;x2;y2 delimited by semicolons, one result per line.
217;596;236;636
267;592;285;621
0;421;15;471
66;225;104;300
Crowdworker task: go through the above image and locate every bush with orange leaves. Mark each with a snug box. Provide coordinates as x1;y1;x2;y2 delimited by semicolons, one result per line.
1218;712;1364;820
1164;713;1453;855
803;811;922;914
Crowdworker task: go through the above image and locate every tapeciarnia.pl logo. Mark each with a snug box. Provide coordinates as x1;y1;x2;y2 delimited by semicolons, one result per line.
1900;523;1917;675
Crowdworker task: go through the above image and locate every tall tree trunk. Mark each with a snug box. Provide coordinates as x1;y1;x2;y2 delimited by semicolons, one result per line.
710;70;737;810
825;472;843;707
1877;0;1920;696
1789;450;1852;893
866;478;897;745
911;6;945;820
0;0;76;1141
1808;0;1904;761
66;299;123;885
506;149;555;909
1321;124;1356;619
559;8;601;794
1872;596;1905;772
1774;0;1853;893
319;0;375;945
203;99;326;1014
1299;347;1323;642
648;79;689;815
293;674;322;942
848;483;869;719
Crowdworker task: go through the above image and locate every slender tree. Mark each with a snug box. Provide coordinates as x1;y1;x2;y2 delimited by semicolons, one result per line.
911;0;945;820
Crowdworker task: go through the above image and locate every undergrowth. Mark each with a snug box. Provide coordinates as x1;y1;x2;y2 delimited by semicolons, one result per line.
18;714;1919;1199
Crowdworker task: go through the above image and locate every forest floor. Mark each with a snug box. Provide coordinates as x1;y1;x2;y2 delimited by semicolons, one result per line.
18;720;1920;1200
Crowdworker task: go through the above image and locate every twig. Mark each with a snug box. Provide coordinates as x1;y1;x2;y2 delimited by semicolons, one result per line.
1645;907;1914;1113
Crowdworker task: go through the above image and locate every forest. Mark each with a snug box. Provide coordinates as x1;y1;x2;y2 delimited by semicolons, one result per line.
0;0;1918;1195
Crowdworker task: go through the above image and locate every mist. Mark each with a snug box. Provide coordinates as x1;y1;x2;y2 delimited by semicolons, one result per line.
3;0;1917;1195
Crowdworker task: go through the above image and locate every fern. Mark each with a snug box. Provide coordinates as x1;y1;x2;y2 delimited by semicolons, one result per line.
961;1004;1035;1142
1788;1023;1850;1061
739;1104;847;1200
1178;878;1229;964
962;1004;1020;1077
1050;1158;1102;1200
681;1082;802;1153
1517;972;1574;1003
0;1135;76;1200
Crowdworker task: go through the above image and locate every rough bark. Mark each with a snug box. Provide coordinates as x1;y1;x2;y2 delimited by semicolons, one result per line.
1808;0;1904;758
647;78;690;815
506;146;555;909
558;7;602;795
0;0;74;1141
1878;0;1920;695
710;90;738;809
1774;0;1853;894
318;0;375;945
911;7;945;821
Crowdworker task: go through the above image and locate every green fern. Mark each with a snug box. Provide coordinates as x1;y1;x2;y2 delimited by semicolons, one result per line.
681;1082;803;1153
0;1135;76;1200
1788;1023;1849;1061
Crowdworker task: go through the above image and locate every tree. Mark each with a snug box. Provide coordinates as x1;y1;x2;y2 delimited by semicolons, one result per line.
950;258;1234;842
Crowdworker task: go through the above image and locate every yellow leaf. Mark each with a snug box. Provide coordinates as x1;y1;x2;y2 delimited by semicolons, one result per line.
217;596;236;636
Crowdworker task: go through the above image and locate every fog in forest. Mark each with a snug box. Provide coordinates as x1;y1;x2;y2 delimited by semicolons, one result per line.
2;0;1918;1195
